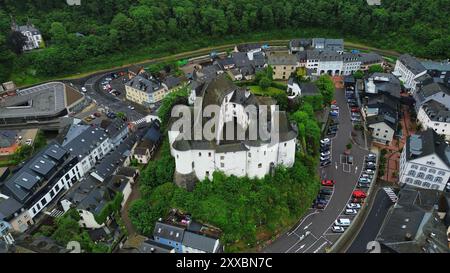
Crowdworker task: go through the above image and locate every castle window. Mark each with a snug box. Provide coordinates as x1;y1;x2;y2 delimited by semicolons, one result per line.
221;163;224;168
208;152;212;157
198;152;202;157
258;163;262;168
192;162;194;168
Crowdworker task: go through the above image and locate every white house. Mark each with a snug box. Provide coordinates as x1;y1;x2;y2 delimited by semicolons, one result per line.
393;54;427;92
169;75;297;185
11;22;43;51
399;129;450;191
366;115;396;145
417;100;450;140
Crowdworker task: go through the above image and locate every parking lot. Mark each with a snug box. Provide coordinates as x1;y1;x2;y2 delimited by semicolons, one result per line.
264;81;371;253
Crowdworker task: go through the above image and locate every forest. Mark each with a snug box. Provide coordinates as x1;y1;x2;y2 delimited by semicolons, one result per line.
0;0;449;84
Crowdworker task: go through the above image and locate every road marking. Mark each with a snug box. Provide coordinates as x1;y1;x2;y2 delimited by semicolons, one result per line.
335;162;338;169
287;211;319;236
313;241;329;253
295;244;306;252
355;165;358;174
304;222;312;230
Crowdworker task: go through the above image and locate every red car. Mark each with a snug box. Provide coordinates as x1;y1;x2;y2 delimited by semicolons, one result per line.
351;198;364;203
331;100;337;105
321;180;335;187
353;190;367;199
351;108;360;113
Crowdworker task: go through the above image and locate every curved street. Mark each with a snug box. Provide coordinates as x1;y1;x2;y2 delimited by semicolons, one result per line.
264;83;369;253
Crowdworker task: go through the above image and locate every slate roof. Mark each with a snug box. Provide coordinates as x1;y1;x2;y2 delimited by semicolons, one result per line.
0;130;17;148
289;39;312;49
62;126;108;160
232;52;252;68
1;142;70;204
139;239;174;253
404;128;450;167
358;53;383;64
0;195;22;220
419;82;450;98
299;82;320;96
125;75;164;94
267;52;297;66
366;115;396;130
420;100;450;123
164;76;182;90
398;54;426;75
421;60;450;72
154;222;185;243
182;231;218;252
377;186;449;253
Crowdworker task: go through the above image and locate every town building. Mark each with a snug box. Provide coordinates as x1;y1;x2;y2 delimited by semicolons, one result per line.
125;75;168;107
366;114;397;145
11;22;43;51
131;120;162;164
170;75;297;189
399;129;450;191
417;100;450;140
0;82;85;126
393;54;427;92
421;60;450;86
376;186;449;253
286;77;319;99
267;51;298;80
288;39;312;54
413;81;450;112
364;72;402;99
358;52;384;71
312;38;344;53
152;210;222;253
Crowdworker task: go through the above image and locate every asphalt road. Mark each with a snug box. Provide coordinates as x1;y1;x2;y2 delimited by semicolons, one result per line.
345;188;393;253
263;86;369;253
70;72;146;123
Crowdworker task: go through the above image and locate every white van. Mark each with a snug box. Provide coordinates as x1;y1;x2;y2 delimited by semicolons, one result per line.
334;218;351;227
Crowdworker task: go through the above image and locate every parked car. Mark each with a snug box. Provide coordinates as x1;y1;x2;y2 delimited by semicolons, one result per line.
25;139;33;145
320;155;331;161
351;198;364;203
347;203;361;209
367;153;376;159
320;138;331;145
331;105;339;110
359;177;370;183
317;194;329;200
353;190;367;199
366;157;376;163
351;107;360;113
331;226;345;233
316;198;328;205
321;151;331;157
320;188;333;195
365;169;375;174
315;203;326;209
345;209;358;215
334;218;351;227
321;180;335;187
358;183;370;189
320;160;332;167
81;87;87;93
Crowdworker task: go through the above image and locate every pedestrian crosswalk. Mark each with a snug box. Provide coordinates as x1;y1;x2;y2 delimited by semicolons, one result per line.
45;209;65;218
132;115;161;126
383;187;398;203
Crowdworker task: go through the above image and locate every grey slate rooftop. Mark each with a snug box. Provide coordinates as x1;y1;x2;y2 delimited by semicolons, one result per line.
398;54;426;74
125;75;164;94
421;100;450;123
376;186;449;253
405;128;450;167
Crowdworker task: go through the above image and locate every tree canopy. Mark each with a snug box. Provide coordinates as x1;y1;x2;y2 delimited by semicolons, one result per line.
1;0;449;82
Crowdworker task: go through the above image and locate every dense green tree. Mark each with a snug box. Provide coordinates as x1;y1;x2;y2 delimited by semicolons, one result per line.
368;64;384;74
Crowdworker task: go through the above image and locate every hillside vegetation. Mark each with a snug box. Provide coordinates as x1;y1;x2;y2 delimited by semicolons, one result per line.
1;0;449;83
